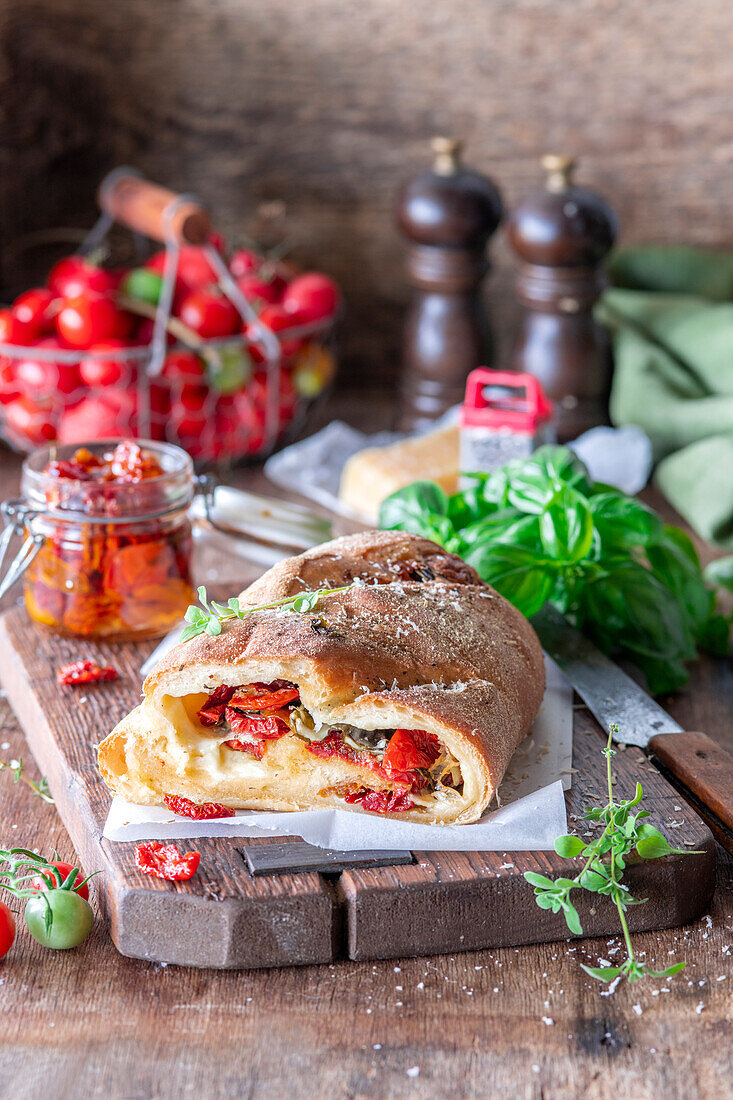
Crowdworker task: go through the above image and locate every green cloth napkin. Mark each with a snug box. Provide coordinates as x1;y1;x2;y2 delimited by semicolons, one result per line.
597;246;733;546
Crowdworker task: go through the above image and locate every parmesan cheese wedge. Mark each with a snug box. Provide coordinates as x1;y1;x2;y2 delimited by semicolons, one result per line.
339;425;460;522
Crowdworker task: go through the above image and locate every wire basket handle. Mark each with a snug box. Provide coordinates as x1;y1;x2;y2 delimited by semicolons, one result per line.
97;169;212;246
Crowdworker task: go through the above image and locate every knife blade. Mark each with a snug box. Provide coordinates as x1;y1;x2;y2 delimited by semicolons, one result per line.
532;603;733;853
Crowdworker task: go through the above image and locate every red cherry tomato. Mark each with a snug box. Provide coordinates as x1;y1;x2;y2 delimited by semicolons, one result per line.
229;248;261;279
0;360;20;405
15;338;80;398
47;255;118;299
256;305;306;357
282;273;340;322
30;860;90;901
178;289;239;339
4;394;56;446
58;389;137;443
179;384;210;414
0;899;15;960
146;245;219;297
161;350;207;387
12;288;56;338
79;339;136;388
57;293;131;349
0;307;35;347
235;275;281;306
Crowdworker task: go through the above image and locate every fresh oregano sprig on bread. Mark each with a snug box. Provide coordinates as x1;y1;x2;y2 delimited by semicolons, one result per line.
180;584;354;643
524;724;695;985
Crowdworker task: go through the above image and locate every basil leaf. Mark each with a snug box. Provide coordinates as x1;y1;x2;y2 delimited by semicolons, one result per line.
540;486;595;561
447;487;498;528
505;446;591;514
466;544;555;617
590;491;663;549
379;481;450;536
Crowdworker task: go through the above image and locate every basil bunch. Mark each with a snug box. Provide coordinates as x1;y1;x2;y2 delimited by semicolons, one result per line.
379;446;729;694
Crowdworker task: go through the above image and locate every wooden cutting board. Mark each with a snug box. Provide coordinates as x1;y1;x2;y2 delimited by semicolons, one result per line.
0;608;715;969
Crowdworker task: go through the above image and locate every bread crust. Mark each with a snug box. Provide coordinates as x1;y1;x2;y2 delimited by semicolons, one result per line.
98;531;545;824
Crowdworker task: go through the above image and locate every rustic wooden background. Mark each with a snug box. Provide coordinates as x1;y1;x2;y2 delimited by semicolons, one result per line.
1;0;732;390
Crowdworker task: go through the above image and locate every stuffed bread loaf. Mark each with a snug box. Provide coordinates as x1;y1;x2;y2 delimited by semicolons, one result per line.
98;530;545;824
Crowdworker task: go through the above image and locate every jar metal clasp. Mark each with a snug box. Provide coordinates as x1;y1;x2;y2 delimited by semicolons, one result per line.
0;499;44;600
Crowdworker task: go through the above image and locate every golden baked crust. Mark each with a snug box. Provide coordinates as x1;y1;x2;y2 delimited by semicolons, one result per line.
240;529;482;603
98;531;545;824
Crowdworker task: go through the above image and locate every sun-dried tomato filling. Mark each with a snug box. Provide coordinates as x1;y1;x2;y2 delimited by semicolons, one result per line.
192;681;461;814
197;679;300;759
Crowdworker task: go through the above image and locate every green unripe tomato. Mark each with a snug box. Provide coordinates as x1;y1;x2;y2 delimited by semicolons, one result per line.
24;889;94;949
120;267;164;307
208;344;251;395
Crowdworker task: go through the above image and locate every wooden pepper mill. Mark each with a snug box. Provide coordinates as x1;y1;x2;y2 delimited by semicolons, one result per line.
507;154;618;441
395;137;504;432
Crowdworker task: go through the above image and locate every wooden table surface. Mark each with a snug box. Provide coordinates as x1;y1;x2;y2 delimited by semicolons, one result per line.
0;397;731;1100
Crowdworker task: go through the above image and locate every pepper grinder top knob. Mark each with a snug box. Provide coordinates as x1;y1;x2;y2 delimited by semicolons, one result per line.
508;153;617;269
397;135;503;251
430;135;464;175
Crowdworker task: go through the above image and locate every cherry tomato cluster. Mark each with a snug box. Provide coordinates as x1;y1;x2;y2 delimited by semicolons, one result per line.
0;244;340;460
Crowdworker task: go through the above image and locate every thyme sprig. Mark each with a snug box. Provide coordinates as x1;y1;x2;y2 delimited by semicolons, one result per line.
524;724;696;985
0;757;54;804
180;583;355;643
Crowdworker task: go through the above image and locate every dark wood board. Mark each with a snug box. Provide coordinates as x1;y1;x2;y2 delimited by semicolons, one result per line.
0;606;715;970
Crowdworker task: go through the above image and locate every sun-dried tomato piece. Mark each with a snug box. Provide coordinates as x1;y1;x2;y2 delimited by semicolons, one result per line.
383;728;440;777
343;788;415;814
56;659;119;685
135;841;201;881
228;683;299;710
198;684;236;726
223;738;267;760
163;794;235;819
225;710;289;740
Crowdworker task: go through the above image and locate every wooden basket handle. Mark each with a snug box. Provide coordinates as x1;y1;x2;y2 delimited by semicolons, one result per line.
97;170;212;245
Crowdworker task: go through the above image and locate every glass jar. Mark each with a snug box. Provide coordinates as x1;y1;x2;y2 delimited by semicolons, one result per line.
17;439;195;641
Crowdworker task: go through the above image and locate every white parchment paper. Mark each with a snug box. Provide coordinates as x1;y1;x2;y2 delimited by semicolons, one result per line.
103;657;572;852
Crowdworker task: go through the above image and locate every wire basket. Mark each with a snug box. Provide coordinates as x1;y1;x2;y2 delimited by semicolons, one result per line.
0;169;338;465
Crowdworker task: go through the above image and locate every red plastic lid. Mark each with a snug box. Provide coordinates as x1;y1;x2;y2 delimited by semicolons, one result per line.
461;368;554;433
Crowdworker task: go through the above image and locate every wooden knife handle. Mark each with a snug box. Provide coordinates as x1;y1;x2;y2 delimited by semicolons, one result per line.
649;731;733;853
97;173;211;245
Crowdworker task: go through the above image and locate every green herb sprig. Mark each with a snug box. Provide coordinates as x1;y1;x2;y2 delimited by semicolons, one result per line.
180;584;355;643
0;757;54;804
379;446;731;695
524;725;695;985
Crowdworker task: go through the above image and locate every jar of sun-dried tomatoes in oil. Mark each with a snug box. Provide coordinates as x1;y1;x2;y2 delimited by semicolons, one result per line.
15;439;195;641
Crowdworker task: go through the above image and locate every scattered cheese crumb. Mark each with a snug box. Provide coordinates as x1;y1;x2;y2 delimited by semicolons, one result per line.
632;1004;643;1016
541;1017;554;1026
406;1067;420;1078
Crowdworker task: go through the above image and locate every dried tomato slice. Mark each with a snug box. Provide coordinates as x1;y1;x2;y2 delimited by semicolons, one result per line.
56;659;119;685
383;729;440;777
225;710;289;740
198;685;236;726
163;794;235;819
228;683;299;710
223;738;266;760
135;841;201;881
343;788;414;814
